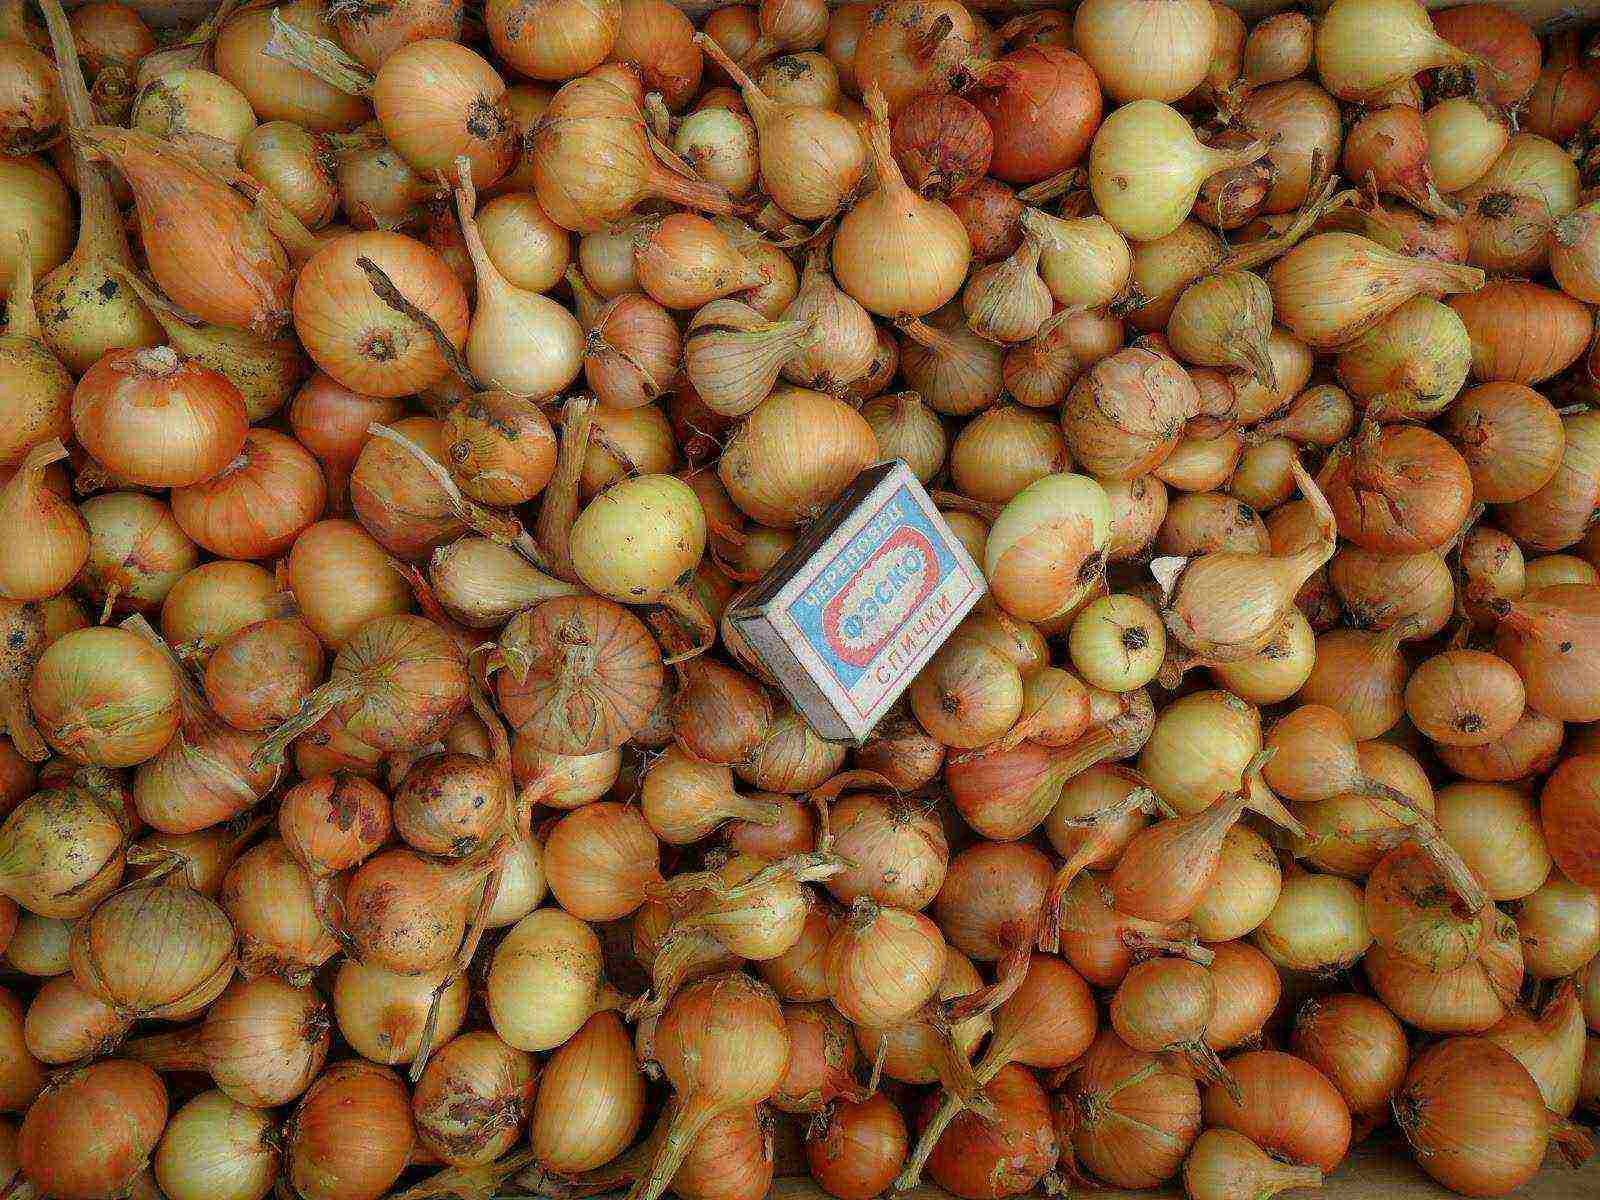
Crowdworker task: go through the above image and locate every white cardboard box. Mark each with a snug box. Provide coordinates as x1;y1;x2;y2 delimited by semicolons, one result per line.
726;462;987;743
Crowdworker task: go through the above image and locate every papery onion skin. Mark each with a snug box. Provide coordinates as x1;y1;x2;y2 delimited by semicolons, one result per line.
973;47;1101;185
1065;1028;1201;1189
78;126;292;334
488;907;604;1052
1365;906;1524;1035
333;961;467;1066
1541;755;1600;891
1404;648;1525;748
411;1030;535;1167
807;1093;908;1200
152;1089;278;1200
825;899;946;1028
293;231;470;399
18;1059;167;1200
220;838;340;983
495;596;665;756
1063;346;1197;480
1449;280;1592;387
1073;0;1215;104
718;387;878;528
922;1063;1058;1200
171;429;326;561
1320;424;1472;555
1434;781;1550;903
1089;100;1266;243
1291;993;1408;1118
832;85;971;319
984;473;1112;623
71;879;237;1021
1268;234;1483;351
529;1009;645;1172
285;1060;415;1200
260;615;468;775
286;520;414;649
0;777;129;920
0;986;43;1110
1394;1037;1575;1197
531;65;734;235
1202;1050;1351;1172
72;348;248;489
75;492;198;621
29;626;179;767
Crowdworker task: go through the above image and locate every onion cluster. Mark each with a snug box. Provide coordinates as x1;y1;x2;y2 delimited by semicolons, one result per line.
4;3;1600;1200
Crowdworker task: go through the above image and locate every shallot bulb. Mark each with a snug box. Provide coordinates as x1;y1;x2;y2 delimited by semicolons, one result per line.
1110;750;1304;921
532;65;734;233
832;86;970;319
1266;233;1484;350
1152;461;1334;662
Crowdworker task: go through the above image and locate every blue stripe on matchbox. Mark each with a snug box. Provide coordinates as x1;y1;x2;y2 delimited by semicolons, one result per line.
784;484;978;714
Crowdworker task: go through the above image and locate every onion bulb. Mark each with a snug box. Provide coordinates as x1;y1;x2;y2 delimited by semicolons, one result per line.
18;1060;167;1200
1314;0;1482;102
1394;1037;1592;1197
1073;0;1215;103
1183;1130;1324;1200
1267;233;1484;350
1089;101;1265;243
453;166;581;399
832;86;970;318
984;473;1111;623
1201;1050;1351;1172
0;441;86;602
284;1060;414;1200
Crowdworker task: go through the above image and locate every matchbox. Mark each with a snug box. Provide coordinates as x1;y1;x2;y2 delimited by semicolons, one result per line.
726;461;987;743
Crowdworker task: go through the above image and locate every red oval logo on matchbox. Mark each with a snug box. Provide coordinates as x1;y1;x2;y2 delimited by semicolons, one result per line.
821;528;939;667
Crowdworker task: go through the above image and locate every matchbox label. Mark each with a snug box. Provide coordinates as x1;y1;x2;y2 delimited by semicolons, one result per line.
781;485;981;718
821;526;940;666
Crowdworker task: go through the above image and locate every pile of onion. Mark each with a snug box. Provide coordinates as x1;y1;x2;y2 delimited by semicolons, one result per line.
0;5;1597;1200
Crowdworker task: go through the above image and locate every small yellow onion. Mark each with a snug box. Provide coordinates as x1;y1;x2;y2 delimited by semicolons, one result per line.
960;228;1053;345
1313;0;1480;101
983;473;1111;623
154;1090;279;1200
717;387;878;529
1062;346;1198;480
696;33;865;222
1137;687;1261;815
1267;233;1484;350
453;166;582;400
570;473;711;656
1021;208;1132;311
683;299;816;419
1333;297;1472;422
1073;0;1216;103
1189;824;1281;942
832;86;971;318
949;405;1068;505
1153;462;1335;662
1551;202;1600;303
1424;97;1510;194
908;636;1024;750
1089;101;1266;243
1068;593;1166;692
1167;271;1276;389
861;392;947;484
1252;871;1372;973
